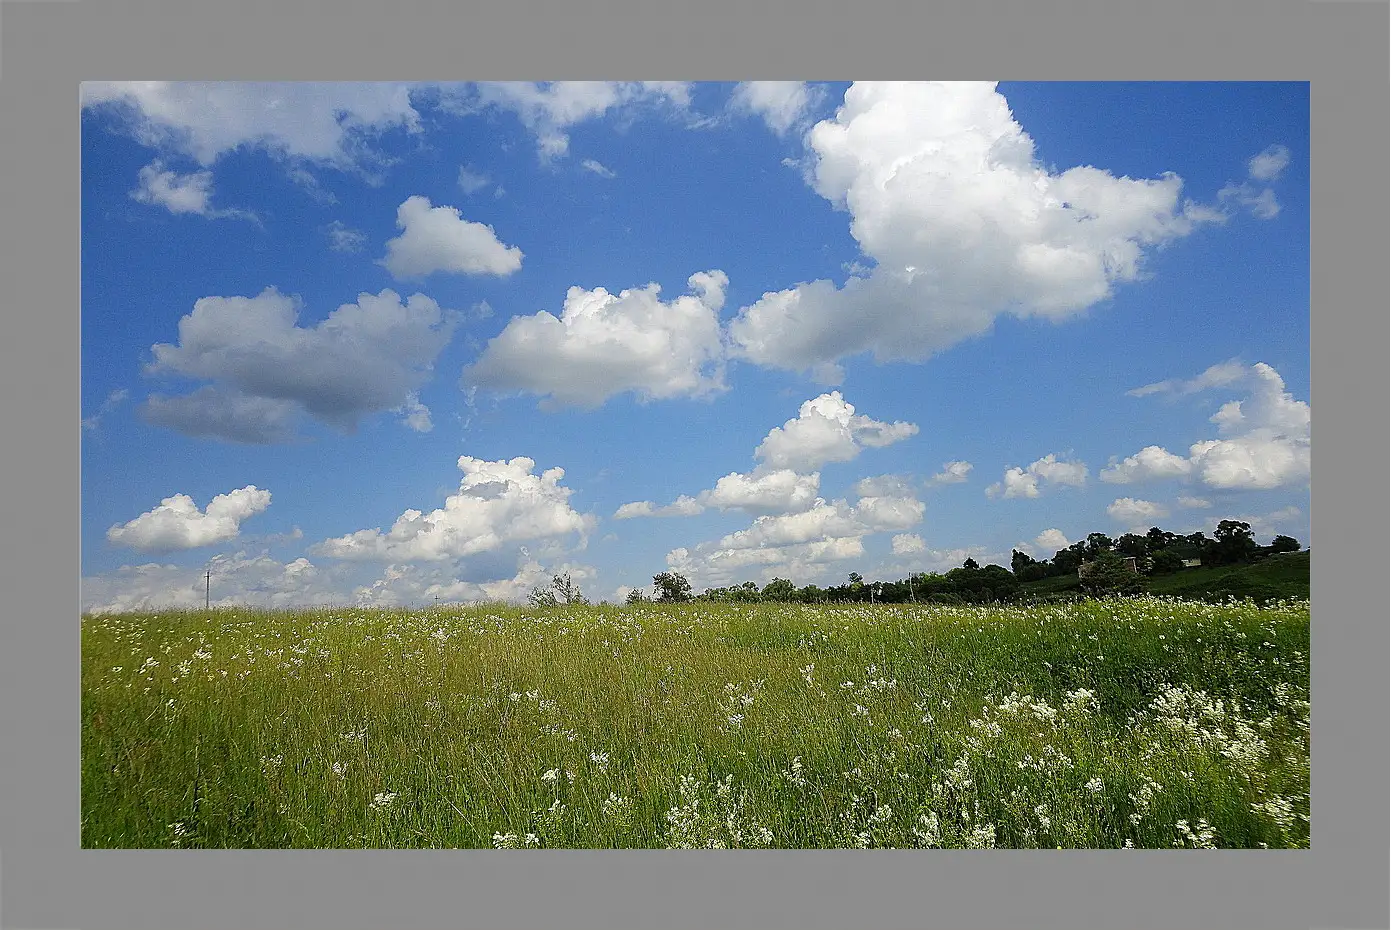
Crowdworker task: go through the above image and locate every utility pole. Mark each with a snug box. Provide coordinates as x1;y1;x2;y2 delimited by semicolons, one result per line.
204;570;211;609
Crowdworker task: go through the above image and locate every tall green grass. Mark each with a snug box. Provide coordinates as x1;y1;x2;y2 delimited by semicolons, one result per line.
81;596;1309;848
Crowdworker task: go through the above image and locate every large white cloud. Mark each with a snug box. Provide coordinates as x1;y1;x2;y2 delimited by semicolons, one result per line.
142;288;456;441
310;456;592;562
379;196;523;279
106;486;271;552
1110;361;1310;491
986;454;1088;499
465;271;728;409
81;82;422;174
754;391;918;472
727;81;1222;380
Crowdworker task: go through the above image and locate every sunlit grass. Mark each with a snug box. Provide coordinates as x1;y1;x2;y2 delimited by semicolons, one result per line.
81;596;1309;849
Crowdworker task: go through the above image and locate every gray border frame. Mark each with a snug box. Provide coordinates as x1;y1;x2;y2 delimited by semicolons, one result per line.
4;0;1385;928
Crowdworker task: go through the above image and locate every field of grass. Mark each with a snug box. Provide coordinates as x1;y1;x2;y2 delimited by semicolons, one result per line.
81;596;1310;849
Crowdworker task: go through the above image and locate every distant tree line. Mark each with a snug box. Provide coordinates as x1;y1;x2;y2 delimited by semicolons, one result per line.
623;520;1302;606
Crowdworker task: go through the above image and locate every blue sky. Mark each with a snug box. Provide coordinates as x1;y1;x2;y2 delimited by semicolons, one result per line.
80;81;1310;611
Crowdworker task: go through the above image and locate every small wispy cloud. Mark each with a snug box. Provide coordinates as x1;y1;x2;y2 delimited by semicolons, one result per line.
1247;145;1291;182
1216;144;1291;221
929;461;973;485
130;161;258;223
458;165;491;194
581;159;616;178
82;388;131;432
325;220;367;253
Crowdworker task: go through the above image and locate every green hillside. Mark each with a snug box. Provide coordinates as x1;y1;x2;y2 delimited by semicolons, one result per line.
1019;551;1309;603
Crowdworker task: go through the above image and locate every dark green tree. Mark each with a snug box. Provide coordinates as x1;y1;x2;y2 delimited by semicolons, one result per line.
1210;520;1257;566
1270;534;1301;554
1116;533;1149;559
761;577;798;601
652;571;693;603
1010;549;1037;575
1148;549;1186;575
1083;533;1115;560
962;557;980;571
1079;550;1144;596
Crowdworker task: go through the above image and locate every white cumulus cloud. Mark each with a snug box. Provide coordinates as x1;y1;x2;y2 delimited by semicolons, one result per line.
754;391;918;473
986;454;1088;499
1032;528;1071;555
1113;361;1309;491
1099;445;1195;484
465;270;728;409
703;469;822;515
106;486;271;552
1106;497;1168;527
727;81;1223;380
310;456;592;562
380;196;523;279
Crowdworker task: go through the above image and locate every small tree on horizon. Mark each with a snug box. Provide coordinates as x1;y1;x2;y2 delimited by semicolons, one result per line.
653;571;693;603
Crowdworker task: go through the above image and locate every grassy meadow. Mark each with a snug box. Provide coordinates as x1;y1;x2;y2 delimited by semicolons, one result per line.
81;596;1310;849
